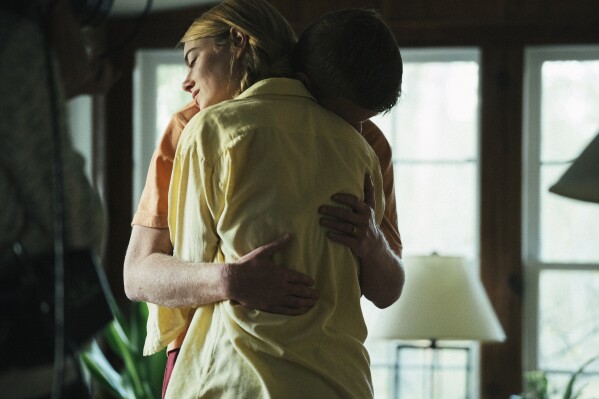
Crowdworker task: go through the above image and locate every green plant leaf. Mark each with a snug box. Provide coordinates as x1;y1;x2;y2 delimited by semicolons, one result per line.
129;302;147;351
524;370;549;398
144;349;167;397
571;382;588;399
129;302;166;398
107;321;146;397
563;354;599;399
104;318;137;361
81;302;167;399
80;340;133;399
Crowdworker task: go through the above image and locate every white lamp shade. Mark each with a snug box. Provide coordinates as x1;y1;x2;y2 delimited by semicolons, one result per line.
549;132;599;204
371;255;506;342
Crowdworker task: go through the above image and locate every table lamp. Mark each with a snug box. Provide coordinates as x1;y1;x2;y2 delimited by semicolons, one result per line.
370;254;506;398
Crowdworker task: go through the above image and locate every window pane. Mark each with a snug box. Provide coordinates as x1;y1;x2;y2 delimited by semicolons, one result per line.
540;165;599;262
366;339;395;399
67;96;93;182
539;59;599;263
373;61;479;162
539;270;599;372
525;47;599;399
393;346;469;399
366;51;479;398
395;163;477;257
156;64;190;145
541;61;599;163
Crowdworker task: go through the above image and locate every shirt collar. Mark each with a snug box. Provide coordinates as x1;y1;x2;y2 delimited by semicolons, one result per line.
237;78;316;102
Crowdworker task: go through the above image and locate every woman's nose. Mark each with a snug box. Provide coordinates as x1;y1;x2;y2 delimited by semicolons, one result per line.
182;77;194;93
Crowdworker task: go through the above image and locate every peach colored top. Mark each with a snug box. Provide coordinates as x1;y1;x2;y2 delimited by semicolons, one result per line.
132;101;198;228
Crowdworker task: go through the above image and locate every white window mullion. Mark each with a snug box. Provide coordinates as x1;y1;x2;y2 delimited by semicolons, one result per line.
522;47;544;374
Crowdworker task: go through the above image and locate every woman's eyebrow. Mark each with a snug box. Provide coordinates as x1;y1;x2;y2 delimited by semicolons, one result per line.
184;47;198;67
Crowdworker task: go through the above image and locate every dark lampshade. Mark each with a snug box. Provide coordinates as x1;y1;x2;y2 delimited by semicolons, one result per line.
549;132;599;204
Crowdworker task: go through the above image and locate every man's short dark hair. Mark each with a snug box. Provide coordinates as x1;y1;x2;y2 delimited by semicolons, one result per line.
294;9;402;114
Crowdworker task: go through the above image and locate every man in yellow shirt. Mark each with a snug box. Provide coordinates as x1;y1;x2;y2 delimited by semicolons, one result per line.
164;76;388;398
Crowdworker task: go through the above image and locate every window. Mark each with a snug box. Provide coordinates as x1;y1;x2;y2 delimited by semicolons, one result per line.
67;95;94;183
365;48;481;399
523;46;599;395
133;50;189;212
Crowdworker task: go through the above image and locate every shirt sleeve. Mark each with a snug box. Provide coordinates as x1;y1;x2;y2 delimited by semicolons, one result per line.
132;103;198;228
168;120;221;263
362;121;403;257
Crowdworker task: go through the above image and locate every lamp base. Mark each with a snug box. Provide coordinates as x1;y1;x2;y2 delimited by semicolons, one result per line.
393;340;471;399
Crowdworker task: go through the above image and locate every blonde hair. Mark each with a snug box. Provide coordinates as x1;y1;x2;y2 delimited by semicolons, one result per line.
180;0;297;97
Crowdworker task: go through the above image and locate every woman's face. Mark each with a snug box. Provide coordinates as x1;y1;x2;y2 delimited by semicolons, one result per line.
182;37;237;109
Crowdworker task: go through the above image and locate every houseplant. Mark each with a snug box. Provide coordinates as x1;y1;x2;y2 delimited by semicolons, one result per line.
80;302;166;399
515;354;599;399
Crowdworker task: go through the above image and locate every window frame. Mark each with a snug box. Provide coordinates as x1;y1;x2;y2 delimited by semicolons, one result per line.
522;44;599;376
369;47;483;399
132;49;187;213
375;47;481;262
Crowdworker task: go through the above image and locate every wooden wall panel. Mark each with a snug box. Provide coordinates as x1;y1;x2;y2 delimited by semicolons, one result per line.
479;44;524;399
107;6;212;49
507;0;599;22
390;0;506;23
387;20;599;46
270;0;389;32
100;50;134;308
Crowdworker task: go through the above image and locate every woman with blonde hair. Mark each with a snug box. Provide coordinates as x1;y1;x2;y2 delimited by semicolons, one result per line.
178;0;296;106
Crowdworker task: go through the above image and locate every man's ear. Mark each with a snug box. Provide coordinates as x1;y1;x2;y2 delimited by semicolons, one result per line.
230;27;248;60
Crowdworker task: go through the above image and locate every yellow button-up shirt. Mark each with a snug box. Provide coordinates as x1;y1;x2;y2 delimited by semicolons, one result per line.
147;78;385;398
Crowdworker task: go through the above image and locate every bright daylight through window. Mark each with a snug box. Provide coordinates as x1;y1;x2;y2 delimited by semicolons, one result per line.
367;48;480;399
523;46;599;397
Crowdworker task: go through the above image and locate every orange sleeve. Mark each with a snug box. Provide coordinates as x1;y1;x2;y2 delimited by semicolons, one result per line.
132;102;199;228
361;120;403;257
